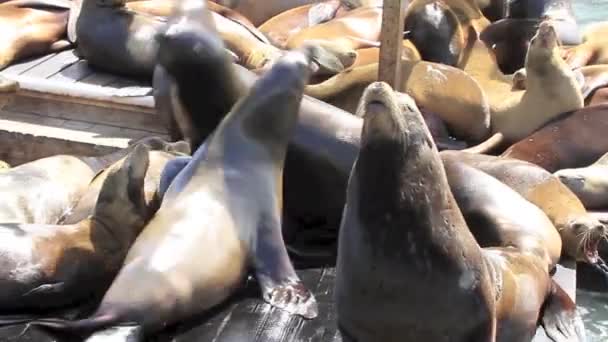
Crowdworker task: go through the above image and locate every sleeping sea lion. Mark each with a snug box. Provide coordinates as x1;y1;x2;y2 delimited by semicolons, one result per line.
335;81;584;342
211;0;320;26
555;152;608;210
0;136;180;224
305;58;492;143
0;145;152;312
68;0;166;78
8;46;318;341
464;21;583;154
441;150;608;271
502;104;608;173
0;0;71;70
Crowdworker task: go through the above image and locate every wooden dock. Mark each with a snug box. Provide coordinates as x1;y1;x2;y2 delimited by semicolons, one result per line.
0;49;165;166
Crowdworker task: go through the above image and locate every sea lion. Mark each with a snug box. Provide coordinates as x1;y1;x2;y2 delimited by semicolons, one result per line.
502;104;608;173
348;41;421;68
258;0;344;49
335;81;584;342
564;41;608;69
12;46;318;341
478;0;507;21
480;18;540;73
0;136;181;225
210;0;320;26
60;149;188;225
125;0;283;71
444;157;562;269
0;144;152;312
441;150;608;269
68;0;166;78
507;0;581;44
404;0;490;67
555;152;608;210
0;0;71;70
464;21;583;154
588;86;608;106
153;0;252;150
305;58;492;142
285;5;383;53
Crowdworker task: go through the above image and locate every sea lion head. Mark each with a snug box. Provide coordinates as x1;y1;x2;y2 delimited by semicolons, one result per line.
555;166;608;209
560;214;607;264
156;0;230;79
528;20;559;55
93;144;152;231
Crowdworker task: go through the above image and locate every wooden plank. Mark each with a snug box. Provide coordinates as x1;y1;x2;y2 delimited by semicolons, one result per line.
4;75;155;110
22;50;80;79
0;53;58;76
48;60;95;83
377;0;408;91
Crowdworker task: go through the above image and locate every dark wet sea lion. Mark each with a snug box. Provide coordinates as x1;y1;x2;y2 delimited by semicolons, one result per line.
10;47;318;341
61;149;189;225
507;0;582;44
154;0;251;150
0;145;151;312
444;157;562;269
0;136;180;224
68;0;166;78
502;105;608;173
554;152;608;210
335;82;584;342
441;150;607;269
0;0;71;70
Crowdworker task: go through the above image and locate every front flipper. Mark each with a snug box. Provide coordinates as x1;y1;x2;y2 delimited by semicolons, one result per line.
254;214;318;319
541;281;586;342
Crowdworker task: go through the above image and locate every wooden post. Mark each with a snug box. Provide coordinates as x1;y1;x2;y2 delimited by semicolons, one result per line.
378;0;408;91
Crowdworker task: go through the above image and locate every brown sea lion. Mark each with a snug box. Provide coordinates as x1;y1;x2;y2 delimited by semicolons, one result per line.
564;40;608;69
0;136;181;225
441;150;608;269
444;157;562;269
464;21;583;154
285;5;382;54
576;64;608;102
60;149;189;225
502;105;608;173
335;82;584;342
348;41;421;69
0;144;151;312
305;58;492;142
555;152;608;210
211;0;325;26
6;47;318;341
0;0;71;70
258;0;344;49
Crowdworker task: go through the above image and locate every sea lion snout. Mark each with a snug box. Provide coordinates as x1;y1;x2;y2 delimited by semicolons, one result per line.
533;21;558;48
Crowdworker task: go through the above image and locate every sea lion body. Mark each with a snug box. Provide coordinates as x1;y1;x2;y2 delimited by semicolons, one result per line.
211;0;318;26
70;0;165;78
335;82;497;342
502;105;608;172
555;152;608;210
348;41;421;68
0;0;70;70
444;158;561;269
285;5;382;52
0;145;151;311
305;58;491;142
441;151;607;265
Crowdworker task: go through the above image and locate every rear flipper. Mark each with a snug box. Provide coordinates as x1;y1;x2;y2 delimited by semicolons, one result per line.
541;281;586;342
254;215;318;319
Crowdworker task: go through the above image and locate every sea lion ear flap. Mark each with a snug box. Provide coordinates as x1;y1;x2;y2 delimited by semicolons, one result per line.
308;1;340;26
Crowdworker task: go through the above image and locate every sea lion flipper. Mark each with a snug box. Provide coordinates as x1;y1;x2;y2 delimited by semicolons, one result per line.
541;281;586;342
254;218;318;319
304;41;358;76
308;1;340;26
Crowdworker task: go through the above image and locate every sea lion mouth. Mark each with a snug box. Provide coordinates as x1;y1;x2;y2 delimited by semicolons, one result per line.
533;21;557;48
